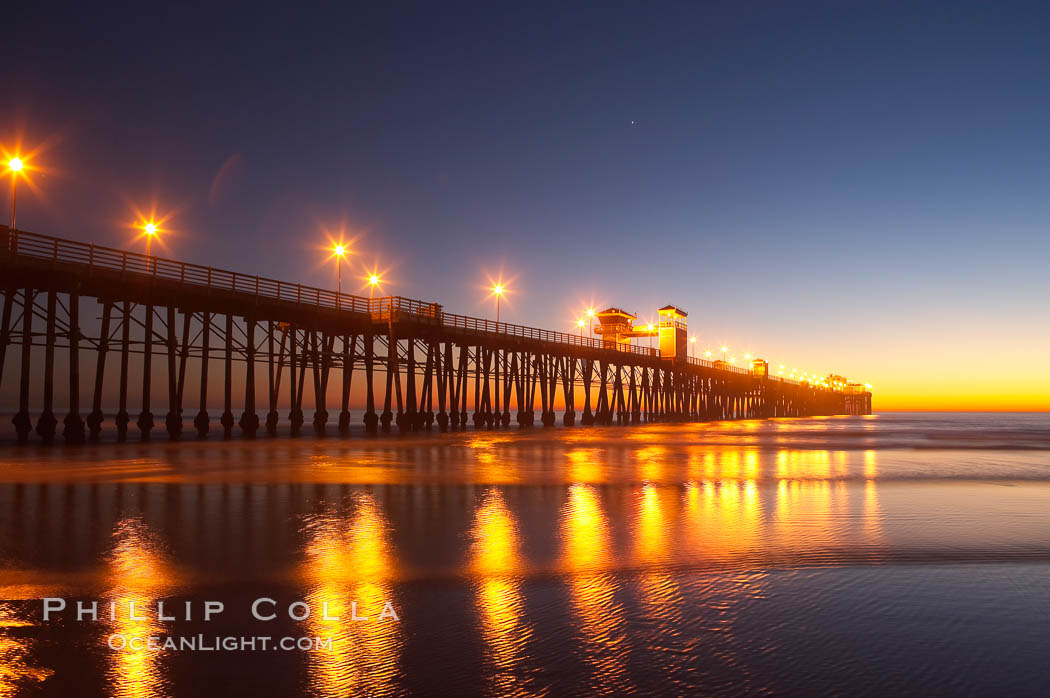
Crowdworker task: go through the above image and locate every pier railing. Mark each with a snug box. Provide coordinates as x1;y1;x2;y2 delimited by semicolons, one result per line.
3;228;657;358
687;355;754;375
1;227;841;379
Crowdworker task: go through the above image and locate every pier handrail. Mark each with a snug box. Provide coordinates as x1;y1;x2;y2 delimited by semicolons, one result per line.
5;227;825;371
686;355;754;375
3;228;660;358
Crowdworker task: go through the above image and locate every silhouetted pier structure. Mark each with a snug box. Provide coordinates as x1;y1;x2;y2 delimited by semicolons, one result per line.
0;226;871;444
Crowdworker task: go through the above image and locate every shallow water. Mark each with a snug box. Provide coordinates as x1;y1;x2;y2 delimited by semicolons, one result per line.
1;413;1049;696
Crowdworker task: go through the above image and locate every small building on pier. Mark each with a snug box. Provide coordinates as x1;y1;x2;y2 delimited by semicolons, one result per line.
594;307;657;351
657;305;688;360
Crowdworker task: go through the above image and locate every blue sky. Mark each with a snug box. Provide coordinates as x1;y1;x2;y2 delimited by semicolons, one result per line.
8;0;1050;407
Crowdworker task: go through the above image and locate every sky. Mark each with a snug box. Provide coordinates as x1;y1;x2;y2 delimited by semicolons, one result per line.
6;0;1050;411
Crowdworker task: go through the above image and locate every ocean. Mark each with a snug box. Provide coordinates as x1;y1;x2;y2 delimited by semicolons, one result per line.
1;412;1048;696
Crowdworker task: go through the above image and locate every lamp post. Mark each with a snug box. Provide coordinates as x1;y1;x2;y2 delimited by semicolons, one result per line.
690;336;696;358
369;274;381;299
586;308;595;337
493;284;503;326
143;222;158;273
333;245;347;295
7;157;23;230
577;318;585;339
721;345;728;361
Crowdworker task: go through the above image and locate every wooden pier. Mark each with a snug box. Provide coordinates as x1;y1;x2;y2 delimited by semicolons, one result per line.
0;226;871;444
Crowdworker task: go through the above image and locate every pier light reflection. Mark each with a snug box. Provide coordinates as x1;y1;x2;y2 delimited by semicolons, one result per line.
774;477;846;554
302;492;400;697
864;479;883;545
560;484;631;694
775;449;834;481
864;449;878;479
106;517;176;698
473;448;522;484
0;602;53;697
863;450;883;544
565;448;605;484
683;446;762;483
635;484;673;566
635;445;668;482
633;484;682;610
469;488;534;695
682;479;761;563
632;484;692;681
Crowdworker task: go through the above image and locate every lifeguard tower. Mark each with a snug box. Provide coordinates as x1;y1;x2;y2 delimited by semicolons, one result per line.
657;305;688;360
593;308;655;351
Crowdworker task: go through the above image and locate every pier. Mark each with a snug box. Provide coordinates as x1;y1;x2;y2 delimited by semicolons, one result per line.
0;226;871;444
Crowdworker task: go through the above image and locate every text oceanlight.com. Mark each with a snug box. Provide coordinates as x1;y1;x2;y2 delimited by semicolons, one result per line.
108;635;335;652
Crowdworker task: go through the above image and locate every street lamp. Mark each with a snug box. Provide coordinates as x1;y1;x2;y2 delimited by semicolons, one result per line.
368;273;381;299
577;318;585;339
586;307;595;337
492;284;504;325
332;244;347;297
7;157;23;230
720;345;728;361
704;349;712;359
690;336;696;358
143;221;158;273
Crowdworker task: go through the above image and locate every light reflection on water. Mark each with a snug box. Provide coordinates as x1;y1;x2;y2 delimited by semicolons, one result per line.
301;492;401;697
105;517;177;698
0;414;1049;694
561;484;631;695
633;485;687;686
0;601;52;697
469;488;537;697
2;413;1047;486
